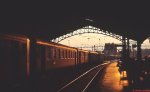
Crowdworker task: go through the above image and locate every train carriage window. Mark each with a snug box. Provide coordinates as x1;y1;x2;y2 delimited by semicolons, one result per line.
72;52;74;58
60;49;62;59
70;51;72;58
66;50;67;58
68;50;69;58
65;50;66;58
62;50;63;58
68;51;69;58
74;52;76;58
73;51;75;58
84;53;86;61
71;51;72;58
52;47;56;59
58;49;61;59
63;50;65;58
62;49;64;59
65;50;67;58
66;50;69;58
56;48;58;59
68;51;70;58
48;47;51;59
61;49;62;59
55;48;57;59
67;50;69;58
72;51;73;58
69;51;70;58
74;52;75;59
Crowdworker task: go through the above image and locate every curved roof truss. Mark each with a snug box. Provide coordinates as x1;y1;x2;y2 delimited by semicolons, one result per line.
51;26;122;43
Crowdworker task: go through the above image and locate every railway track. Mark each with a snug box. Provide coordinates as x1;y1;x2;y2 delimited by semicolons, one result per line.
57;62;110;92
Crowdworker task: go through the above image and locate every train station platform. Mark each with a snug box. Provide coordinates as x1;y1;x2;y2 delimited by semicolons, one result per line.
91;62;150;92
96;62;130;92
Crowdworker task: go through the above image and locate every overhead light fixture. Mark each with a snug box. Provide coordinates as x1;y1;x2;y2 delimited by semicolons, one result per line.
85;18;94;22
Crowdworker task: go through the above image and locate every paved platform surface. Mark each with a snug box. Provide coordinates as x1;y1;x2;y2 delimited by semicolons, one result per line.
98;62;130;92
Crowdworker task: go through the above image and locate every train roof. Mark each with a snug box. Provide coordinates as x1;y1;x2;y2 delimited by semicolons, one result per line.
0;34;28;43
37;39;77;51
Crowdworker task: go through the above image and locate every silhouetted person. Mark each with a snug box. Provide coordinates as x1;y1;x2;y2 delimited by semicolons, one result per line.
126;58;135;84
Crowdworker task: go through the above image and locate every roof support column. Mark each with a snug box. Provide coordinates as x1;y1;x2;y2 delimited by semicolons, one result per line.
127;38;130;59
121;36;127;62
137;40;142;61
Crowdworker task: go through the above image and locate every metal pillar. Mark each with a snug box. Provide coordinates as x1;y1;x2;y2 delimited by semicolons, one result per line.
137;40;142;61
127;38;130;59
122;36;126;62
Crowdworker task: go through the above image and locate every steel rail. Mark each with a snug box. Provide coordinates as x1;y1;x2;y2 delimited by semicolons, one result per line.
57;62;109;92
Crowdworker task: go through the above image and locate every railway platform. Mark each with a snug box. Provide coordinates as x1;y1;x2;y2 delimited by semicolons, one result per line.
3;61;150;92
99;62;129;92
88;62;150;92
87;62;130;92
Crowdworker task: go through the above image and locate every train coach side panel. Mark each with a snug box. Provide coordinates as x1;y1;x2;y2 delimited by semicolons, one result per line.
0;38;27;84
80;52;89;63
39;45;77;70
36;45;46;73
88;52;103;64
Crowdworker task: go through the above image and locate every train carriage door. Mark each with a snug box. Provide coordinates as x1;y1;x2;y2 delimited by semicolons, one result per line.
54;47;57;64
11;41;23;82
79;51;81;64
41;46;46;73
58;49;61;60
52;47;55;64
66;50;67;59
88;52;91;63
74;51;76;64
75;50;78;65
10;41;27;82
36;45;43;73
55;48;57;62
0;38;11;82
19;42;28;80
45;46;52;69
83;52;86;62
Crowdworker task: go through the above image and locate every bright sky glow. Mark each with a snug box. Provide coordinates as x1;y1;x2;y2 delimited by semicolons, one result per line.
56;26;150;51
59;33;122;51
142;38;150;49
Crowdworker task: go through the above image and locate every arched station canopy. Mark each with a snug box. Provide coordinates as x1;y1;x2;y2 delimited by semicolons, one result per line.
51;26;122;43
1;1;150;42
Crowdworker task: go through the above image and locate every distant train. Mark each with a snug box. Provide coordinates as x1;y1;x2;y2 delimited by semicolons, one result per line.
0;34;104;84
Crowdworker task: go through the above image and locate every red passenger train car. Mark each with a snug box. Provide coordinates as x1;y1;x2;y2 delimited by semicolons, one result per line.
77;49;89;64
0;34;30;83
36;40;78;70
0;34;104;85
